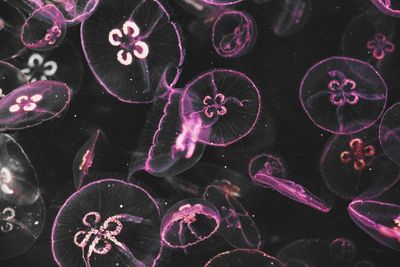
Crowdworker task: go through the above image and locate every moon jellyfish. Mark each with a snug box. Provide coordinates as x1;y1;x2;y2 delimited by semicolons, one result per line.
250;153;333;213
342;13;396;70
320;126;399;199
0;80;72;131
329;238;357;262
13;0;99;25
0;61;28;96
0;0;25;60
379;102;400;167
277;239;354;267
370;0;400;18
8;40;84;94
21;5;67;51
205;249;284;267
212;11;257;58
203;180;261;249
52;179;161;267
201;0;243;6
130;75;206;178
81;0;184;103
299;57;387;134
0;195;45;259
160;198;220;248
0;134;40;205
181;69;261;146
272;0;312;36
348;199;400;251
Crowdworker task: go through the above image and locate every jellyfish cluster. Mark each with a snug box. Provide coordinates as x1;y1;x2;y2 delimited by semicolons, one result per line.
1;0;400;266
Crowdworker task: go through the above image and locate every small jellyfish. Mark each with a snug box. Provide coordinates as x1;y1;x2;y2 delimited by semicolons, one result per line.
300;57;387;134
272;0;312;36
212;11;257;58
8;40;84;94
160;198;220;248
341;12;397;70
370;0;400;18
348;199;400;251
0;61;28;96
21;5;67;51
203;180;261;249
0;195;45;259
0;80;72;131
81;0;184;103
180;69;261;146
320;126;399;199
52;179;162;267
205;249;284;267
0;134;40;205
0;0;25;60
329;238;357;262
129;74;205;178
379;102;400;167
14;0;99;25
250;153;333;213
201;0;244;6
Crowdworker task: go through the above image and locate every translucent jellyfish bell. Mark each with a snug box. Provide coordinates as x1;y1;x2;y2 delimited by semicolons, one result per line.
348;199;400;251
0;194;45;259
202;0;244;6
81;0;185;103
13;0;100;25
0;60;28;96
379;102;400;167
370;0;400;18
0;80;72;131
300;57;387;134
272;0;312;37
0;134;39;205
52;179;162;267
21;5;67;51
203;180;262;249
320;126;399;199
180;69;261;146
205;249;284;267
250;153;333;213
212;11;257;58
160;198;220;249
0;0;25;60
329;238;357;262
130;73;206;178
8;40;84;94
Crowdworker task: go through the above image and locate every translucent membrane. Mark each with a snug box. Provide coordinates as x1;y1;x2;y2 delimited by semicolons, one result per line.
202;0;244;6
277;239;354;267
370;0;400;18
81;0;184;103
0;195;45;259
320;126;399;199
329;238;357;262
348;199;400;251
0;80;72;131
14;0;99;25
52;179;161;267
0;0;25;60
8;40;84;94
250;153;333;213
272;0;312;36
181;69;261;146
379;102;400;166
205;249;284;267
130;75;205;178
300;57;387;134
212;11;257;58
21;5;67;51
174;0;226;18
203;180;261;249
342;12;397;71
160;198;220;248
0;61;28;96
0;134;39;205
